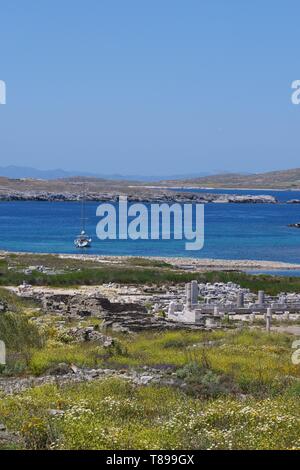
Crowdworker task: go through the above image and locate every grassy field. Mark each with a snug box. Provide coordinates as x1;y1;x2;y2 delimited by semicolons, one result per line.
1;378;300;450
1;298;300;450
1;296;298;390
0;327;299;449
1;258;300;450
25;329;300;395
1;253;300;294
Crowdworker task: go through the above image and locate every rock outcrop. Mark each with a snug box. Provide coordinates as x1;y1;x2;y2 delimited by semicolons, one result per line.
0;190;277;204
42;293;146;317
0;423;22;448
0;365;180;396
288;222;300;228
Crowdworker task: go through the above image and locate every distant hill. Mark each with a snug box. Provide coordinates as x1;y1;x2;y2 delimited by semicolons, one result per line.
0;165;92;180
2;165;300;188
0;165;212;182
158;168;300;189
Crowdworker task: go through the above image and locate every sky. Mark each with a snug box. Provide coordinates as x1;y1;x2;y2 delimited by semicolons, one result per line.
1;0;300;176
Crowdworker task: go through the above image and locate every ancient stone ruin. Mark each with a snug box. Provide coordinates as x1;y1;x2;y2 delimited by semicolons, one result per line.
167;280;300;328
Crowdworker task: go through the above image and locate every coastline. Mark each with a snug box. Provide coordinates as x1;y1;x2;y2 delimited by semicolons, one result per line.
2;250;300;272
0;191;277;203
57;254;300;271
139;185;300;191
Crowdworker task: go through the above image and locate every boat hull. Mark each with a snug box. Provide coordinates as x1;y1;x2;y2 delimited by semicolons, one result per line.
74;237;92;248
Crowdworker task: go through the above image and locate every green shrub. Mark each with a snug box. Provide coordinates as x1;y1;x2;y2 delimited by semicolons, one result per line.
176;362;238;398
21;417;58;450
0;312;44;374
0;312;43;351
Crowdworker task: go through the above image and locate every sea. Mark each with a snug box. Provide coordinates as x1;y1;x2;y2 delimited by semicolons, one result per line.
1;188;300;275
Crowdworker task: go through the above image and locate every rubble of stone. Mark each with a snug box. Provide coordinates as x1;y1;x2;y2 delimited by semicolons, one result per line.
41;293;147;317
0;422;23;447
38;291;205;332
65;327;114;346
10;279;300;333
0;364;182;396
0;299;8;312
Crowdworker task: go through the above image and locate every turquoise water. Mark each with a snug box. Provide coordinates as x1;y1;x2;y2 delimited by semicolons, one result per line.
0;195;300;263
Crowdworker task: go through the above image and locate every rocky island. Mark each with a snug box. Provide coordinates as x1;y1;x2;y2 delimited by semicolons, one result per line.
0;176;277;203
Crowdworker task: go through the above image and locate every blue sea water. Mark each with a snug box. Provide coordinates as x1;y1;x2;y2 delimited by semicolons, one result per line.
171;187;300;202
0;189;300;266
246;270;300;277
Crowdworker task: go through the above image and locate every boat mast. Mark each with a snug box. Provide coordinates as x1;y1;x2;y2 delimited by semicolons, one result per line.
80;183;88;233
80;191;85;232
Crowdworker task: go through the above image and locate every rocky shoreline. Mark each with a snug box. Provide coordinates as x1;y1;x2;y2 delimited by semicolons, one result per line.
50;253;300;271
2;250;300;271
0;190;277;204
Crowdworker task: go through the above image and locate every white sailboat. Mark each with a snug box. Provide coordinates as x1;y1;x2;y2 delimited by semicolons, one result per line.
74;230;92;248
74;190;92;248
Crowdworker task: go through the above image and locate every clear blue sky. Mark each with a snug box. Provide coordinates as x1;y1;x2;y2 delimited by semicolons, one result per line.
1;0;300;176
